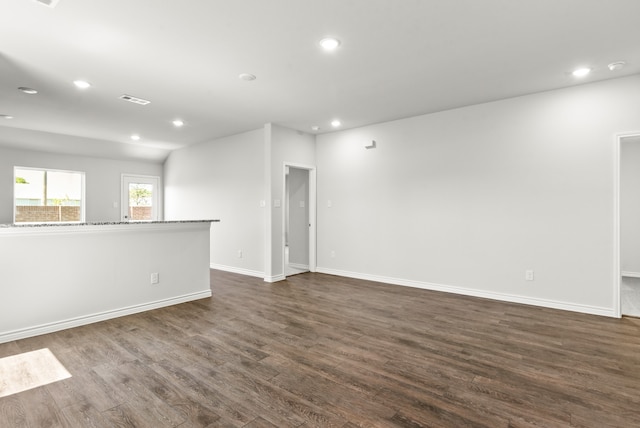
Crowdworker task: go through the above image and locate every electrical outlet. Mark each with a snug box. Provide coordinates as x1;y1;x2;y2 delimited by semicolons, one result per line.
525;270;534;281
150;272;159;284
237;250;243;258
330;250;336;258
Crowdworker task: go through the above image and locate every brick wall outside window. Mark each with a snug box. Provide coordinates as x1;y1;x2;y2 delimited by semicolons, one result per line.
15;206;81;223
130;206;152;221
15;206;152;222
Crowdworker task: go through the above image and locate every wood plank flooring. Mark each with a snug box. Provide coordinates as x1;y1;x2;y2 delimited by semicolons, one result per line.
2;270;640;427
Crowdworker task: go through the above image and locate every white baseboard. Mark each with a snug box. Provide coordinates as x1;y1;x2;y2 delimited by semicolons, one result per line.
289;263;309;270
316;267;615;318
622;271;640;278
209;263;287;282
210;263;264;278
0;290;212;344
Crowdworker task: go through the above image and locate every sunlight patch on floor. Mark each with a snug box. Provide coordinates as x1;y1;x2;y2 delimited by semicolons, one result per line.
0;348;71;398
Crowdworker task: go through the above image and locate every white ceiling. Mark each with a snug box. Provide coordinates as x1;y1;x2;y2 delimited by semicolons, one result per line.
1;0;639;162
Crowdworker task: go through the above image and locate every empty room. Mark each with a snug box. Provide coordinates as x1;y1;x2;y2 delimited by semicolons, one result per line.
1;0;640;427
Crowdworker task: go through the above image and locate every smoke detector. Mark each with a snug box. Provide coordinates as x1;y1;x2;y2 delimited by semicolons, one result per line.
119;94;151;106
608;61;626;71
34;0;60;8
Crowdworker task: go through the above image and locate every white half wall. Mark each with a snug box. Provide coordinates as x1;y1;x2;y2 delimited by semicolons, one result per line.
316;74;640;316
0;146;163;224
164;129;265;276
0;222;211;343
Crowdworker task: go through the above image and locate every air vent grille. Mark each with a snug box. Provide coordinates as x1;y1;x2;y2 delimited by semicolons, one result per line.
119;94;151;106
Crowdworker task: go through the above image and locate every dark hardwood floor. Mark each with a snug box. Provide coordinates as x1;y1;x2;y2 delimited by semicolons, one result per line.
2;270;640;427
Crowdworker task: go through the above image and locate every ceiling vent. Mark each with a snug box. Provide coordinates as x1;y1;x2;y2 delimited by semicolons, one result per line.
119;94;151;106
34;0;60;8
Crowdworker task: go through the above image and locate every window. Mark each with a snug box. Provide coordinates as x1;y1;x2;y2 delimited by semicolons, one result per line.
14;167;85;223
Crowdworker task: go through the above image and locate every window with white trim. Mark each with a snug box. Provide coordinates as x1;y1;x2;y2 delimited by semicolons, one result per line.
14;167;85;223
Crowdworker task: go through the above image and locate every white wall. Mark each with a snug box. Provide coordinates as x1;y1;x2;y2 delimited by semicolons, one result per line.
0;146;162;224
266;124;316;281
163;124;315;280
621;135;640;275
316;75;640;316
164;129;265;276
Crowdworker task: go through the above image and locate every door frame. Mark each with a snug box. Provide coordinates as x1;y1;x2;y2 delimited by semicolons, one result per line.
282;162;316;276
121;174;162;221
614;132;640;318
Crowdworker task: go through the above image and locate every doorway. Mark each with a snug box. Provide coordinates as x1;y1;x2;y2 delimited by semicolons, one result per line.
283;163;316;277
618;134;640;317
121;174;161;221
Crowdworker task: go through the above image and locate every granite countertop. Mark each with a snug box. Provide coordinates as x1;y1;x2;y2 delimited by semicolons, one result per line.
0;220;220;228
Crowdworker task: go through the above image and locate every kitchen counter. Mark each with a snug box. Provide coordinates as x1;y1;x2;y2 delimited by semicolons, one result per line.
0;219;219;228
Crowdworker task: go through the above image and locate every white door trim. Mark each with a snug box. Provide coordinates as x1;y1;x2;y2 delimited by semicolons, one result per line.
614;132;640;318
121;174;162;222
282;162;317;277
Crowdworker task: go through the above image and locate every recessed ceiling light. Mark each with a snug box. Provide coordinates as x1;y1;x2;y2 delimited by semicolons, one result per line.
239;73;257;81
172;119;184;127
130;134;140;141
608;61;626;71
319;37;341;50
311;126;320;131
1;114;14;119
572;67;591;77
73;80;91;89
18;87;38;95
331;119;341;127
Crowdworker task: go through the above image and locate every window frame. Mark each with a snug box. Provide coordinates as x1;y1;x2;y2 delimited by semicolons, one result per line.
121;174;161;222
13;166;86;224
